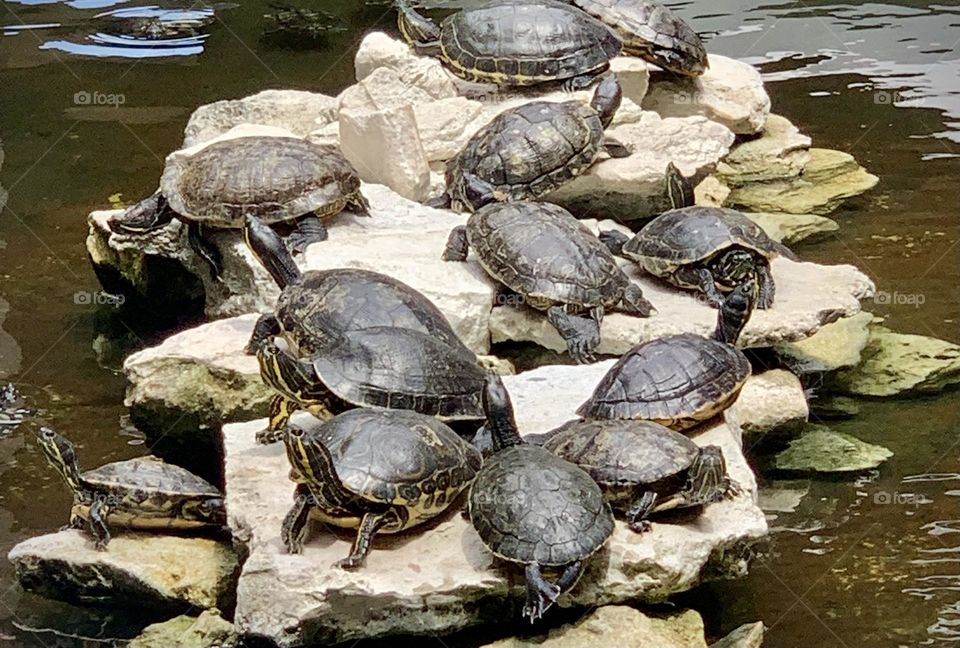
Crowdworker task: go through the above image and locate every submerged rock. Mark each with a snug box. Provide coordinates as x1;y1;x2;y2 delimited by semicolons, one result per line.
758;480;810;515
774;425;893;473
128;610;237;648
709;622;765;648
777;311;874;374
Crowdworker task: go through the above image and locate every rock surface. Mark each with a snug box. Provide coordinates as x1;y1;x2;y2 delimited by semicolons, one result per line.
744;211;839;245
777;312;874;374
716;115;810;185
774;425;893;472
834;326;960;396
734;369;808;436
129;610;237;648
226;362;769;645
8;532;238;610
709;622;765;648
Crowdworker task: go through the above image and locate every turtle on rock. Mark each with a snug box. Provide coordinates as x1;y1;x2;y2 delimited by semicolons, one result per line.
442;74;628;213
397;0;621;90
109;136;370;280
578;280;756;430
469;375;614;622
443;201;654;363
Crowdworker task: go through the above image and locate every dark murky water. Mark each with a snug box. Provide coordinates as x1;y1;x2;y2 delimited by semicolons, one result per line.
0;1;957;646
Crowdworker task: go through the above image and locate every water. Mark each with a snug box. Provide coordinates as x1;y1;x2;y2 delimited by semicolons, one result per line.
0;0;957;645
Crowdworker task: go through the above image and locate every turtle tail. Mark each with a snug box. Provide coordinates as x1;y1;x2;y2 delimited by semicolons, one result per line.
243;214;302;289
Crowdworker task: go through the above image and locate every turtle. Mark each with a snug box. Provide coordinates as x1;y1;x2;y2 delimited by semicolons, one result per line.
563;0;708;76
601;206;791;309
255;326;485;444
109;135;370;280
443;201;654;363
281;408;482;568
242;214;469;357
540;419;739;532
397;0;621;90
442;74;628;212
36;427;225;550
577;280;756;430
469;375;614;622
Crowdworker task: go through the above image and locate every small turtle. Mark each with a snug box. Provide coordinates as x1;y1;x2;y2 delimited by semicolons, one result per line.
109;136;369;279
443;74;628;212
281;408;482;568
540;419;739;532
443;201;654;363
578;281;756;430
256;326;485;444
242;215;469;357
397;0;621;89
469;375;614;622
602;206;790;309
36;427;225;550
564;0;708;75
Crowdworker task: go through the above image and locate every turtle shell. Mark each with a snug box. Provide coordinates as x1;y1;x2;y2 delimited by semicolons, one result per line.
466;202;630;310
624;206;783;279
570;0;707;75
310;409;482;515
576;333;751;430
447;100;605;204
161;136;363;228
440;0;620;85
310;326;485;421
469;444;613;565
276;268;469;357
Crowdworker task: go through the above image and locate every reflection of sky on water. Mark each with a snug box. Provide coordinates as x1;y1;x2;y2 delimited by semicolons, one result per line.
7;0;129;8
40;32;206;57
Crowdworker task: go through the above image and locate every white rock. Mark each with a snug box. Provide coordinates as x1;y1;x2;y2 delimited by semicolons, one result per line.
182;90;338;148
643;55;770;134
414;96;487;162
610;56;651;106
339;66;437;113
716;115;811;185
227;362;768;644
733;369;808;436
355;31;417;81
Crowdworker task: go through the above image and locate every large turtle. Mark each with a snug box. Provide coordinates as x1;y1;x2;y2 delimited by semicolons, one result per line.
442;74;627;212
109;135;370;279
36;428;225;550
397;0;621;89
469;375;614;622
578;281;756;430
281;408;482;568
242;215;469;357
443;201;654;363
563;0;708;75
602;206;790;309
256;327;485;444
540;419;739;532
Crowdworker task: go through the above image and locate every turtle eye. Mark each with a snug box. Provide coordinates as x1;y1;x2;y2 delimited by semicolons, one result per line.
40;428;55;440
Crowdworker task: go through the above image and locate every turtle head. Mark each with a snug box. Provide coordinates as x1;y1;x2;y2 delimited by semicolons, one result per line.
182;497;226;526
683;445;729;506
482;374;523;451
396;0;439;46
664;162;695;210
460;173;498;213
713;279;757;345
36;427;83;493
711;248;759;291
591;74;622;129
108;192;174;234
283;423;338;488
243;214;302;289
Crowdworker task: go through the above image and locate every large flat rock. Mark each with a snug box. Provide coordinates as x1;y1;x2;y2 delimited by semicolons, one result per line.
226;362;773;645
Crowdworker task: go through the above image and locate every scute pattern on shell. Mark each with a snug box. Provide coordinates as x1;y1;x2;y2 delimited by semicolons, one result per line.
469;445;613;565
83;457;221;498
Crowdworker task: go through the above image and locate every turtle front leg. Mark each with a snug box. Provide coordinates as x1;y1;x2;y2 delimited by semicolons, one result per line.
442;226;470;262
258;395;300;445
187;222;224;283
625;490;658;533
563;70;604;92
674;266;724;308
522;562;561;622
598;230;630;255
285;216;328;255
547;305;601;364
756;262;776;309
245;314;281;355
348;192;371;217
617;284;655;317
282;484;314;554
337;508;399;570
88;496;112;551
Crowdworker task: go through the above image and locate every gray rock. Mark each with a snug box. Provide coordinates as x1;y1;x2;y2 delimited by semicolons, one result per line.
734;369;807;436
758;481;810;514
774;425;893;472
777;311;874;374
709;622;765;648
716;115;811;185
128;610;237;648
744;211;839;245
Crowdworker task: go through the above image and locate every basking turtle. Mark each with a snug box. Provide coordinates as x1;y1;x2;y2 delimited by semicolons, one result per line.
578;281;756;430
469;375;614;622
563;0;708;75
242;215;468;357
281;408;481;567
397;0;620;89
443;201;654;363
109;136;370;279
541;419;739;532
443;74;627;212
602;206;788;309
256;326;485;444
36;427;225;550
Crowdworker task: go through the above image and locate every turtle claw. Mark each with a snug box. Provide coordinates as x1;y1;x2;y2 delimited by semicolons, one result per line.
335;555;364;570
523;581;560;623
256;428;284;445
628;519;653;534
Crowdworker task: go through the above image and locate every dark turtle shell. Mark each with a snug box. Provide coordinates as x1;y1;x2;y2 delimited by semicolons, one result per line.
469;444;613;565
276;268;469;357
439;0;620;85
83;457;220;498
577;333;751;430
309;326;485;421
310;409;482;509
569;0;707;75
466;202;631;310
161;136;364;228
623;206;784;278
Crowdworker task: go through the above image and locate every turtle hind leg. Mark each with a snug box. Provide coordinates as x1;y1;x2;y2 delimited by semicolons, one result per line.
187;222;224;283
625;491;658;534
442;226;469;262
336;508;399;570
282;484;314;554
617;284;655;317
599;230;630;255
563;71;603;92
547;306;601;364
245;314;281;356
603;138;632;158
285;215;328;255
674;266;724;308
522;563;561;622
554;559;584;595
